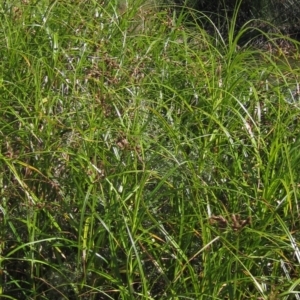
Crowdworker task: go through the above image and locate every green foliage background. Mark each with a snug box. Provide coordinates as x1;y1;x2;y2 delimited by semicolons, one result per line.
174;0;300;41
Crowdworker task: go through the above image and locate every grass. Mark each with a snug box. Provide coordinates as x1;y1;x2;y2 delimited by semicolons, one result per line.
0;0;300;299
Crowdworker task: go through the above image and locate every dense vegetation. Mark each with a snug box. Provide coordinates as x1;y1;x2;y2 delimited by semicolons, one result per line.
0;0;300;299
176;0;300;41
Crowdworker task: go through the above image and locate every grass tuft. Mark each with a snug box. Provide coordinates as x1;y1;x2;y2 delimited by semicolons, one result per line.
1;1;300;299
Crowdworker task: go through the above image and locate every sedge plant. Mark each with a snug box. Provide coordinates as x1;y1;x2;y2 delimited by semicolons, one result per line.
0;0;300;299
